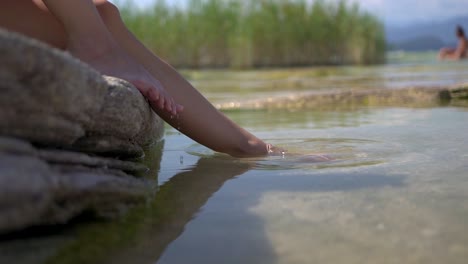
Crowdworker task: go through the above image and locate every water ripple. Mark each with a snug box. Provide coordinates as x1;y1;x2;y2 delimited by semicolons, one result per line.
186;138;403;171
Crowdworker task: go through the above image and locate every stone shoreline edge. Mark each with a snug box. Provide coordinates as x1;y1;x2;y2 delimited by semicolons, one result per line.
215;84;468;111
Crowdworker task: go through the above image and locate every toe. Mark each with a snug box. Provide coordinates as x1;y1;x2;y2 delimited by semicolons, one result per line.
158;95;165;110
176;104;184;113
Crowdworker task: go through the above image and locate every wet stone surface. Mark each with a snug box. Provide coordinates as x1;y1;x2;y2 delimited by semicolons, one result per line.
0;29;162;233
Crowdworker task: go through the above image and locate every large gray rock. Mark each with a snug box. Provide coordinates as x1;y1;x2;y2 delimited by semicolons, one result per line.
0;137;152;233
0;29;164;233
0;28;164;157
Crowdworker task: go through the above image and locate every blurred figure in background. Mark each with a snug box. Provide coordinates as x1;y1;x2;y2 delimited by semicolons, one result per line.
439;25;467;60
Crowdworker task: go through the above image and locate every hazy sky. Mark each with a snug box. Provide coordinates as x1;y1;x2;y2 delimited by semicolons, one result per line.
123;0;468;26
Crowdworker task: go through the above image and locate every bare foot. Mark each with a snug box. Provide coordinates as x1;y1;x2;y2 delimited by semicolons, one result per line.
297;154;333;162
266;144;333;161
266;144;287;156
68;37;183;115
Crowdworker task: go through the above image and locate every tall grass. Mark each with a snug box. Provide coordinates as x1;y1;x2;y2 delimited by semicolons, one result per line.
119;0;386;68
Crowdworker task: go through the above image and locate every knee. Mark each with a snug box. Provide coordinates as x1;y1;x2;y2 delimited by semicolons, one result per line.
96;1;122;24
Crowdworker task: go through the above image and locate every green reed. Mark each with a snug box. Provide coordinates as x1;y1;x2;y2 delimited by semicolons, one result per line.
119;0;386;68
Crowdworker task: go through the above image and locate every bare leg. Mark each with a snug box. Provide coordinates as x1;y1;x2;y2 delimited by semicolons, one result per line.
33;0;181;115
94;3;274;157
439;47;455;60
0;0;272;157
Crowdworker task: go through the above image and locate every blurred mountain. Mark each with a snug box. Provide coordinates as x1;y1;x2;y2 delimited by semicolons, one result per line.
386;15;468;51
388;35;446;51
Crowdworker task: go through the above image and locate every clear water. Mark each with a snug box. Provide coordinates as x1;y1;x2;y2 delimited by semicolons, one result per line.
156;107;468;264
2;52;468;264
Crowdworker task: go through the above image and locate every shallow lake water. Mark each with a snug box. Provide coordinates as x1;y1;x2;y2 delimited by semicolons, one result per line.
2;53;468;264
156;106;468;264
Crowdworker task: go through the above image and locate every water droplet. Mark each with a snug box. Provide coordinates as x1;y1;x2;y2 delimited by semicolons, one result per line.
179;155;184;165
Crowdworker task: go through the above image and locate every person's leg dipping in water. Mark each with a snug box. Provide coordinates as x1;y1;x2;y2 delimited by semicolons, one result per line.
0;0;285;157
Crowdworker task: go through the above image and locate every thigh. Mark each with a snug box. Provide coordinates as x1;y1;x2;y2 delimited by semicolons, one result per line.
0;0;66;49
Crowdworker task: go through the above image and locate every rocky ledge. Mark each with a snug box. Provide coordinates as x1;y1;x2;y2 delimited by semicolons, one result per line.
0;29;164;234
